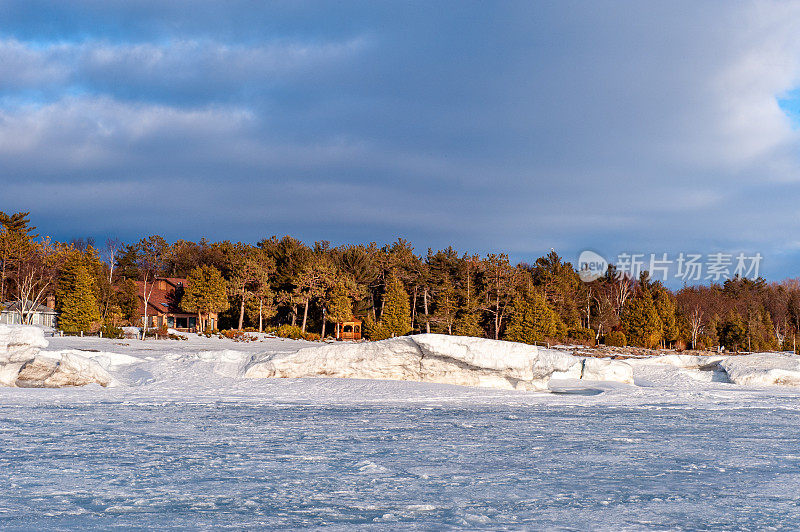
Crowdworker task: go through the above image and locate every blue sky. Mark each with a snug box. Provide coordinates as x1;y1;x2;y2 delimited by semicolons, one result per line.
2;1;800;282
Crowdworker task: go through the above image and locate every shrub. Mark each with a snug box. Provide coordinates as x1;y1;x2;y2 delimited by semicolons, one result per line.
219;329;258;342
273;324;304;339
568;327;596;346
202;327;220;338
367;323;391;341
781;337;797;353
100;324;124;339
605;330;626;347
271;324;321;341
362;315;392;340
696;334;716;351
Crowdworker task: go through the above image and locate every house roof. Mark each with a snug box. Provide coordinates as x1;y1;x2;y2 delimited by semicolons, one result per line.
135;277;191;316
1;300;57;314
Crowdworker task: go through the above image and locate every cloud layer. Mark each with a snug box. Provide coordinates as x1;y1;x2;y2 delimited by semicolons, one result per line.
1;1;800;280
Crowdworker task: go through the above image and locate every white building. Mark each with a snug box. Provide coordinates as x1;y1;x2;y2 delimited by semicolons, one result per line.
0;300;58;328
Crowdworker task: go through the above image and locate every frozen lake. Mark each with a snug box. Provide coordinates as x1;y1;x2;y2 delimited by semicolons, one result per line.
3;332;800;529
3;388;800;529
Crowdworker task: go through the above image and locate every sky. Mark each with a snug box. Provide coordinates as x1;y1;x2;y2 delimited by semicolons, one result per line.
2;1;800;282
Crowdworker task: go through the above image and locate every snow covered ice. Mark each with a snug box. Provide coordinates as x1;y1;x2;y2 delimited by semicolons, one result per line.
0;326;112;388
3;326;800;529
245;334;581;390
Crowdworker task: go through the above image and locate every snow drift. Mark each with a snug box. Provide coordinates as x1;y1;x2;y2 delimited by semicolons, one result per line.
0;324;49;363
648;353;723;370
636;352;800;387
245;334;581;390
0;325;113;387
16;352;113;388
580;358;634;384
718;353;800;387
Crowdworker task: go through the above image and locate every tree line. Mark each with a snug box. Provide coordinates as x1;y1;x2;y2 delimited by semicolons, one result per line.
1;211;798;351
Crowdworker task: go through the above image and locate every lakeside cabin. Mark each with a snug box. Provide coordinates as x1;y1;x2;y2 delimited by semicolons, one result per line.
135;277;218;332
0;298;58;328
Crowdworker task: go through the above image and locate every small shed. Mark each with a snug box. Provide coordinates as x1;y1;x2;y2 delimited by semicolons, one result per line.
336;318;362;341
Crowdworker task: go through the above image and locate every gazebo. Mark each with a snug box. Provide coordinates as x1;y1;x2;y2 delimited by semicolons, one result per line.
336;318;362;341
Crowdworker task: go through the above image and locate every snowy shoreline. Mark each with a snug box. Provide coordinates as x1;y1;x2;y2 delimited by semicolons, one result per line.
3;325;800;394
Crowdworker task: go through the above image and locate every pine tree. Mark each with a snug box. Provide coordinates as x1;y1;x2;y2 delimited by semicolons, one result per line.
453;254;484;337
757;309;778;351
57;255;101;333
293;257;336;333
718;311;747;352
431;283;457;334
326;281;354;338
364;313;393;340
182;265;230;332
379;274;411;337
605;330;626;347
453;304;483;337
621;290;662;348
654;288;678;348
530;250;586;330
483;254;517;339
505;288;559;345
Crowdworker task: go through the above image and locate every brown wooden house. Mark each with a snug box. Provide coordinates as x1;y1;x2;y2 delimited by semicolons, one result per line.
135;277;218;332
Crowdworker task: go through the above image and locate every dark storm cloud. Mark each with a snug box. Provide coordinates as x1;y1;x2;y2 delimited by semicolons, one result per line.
1;1;800;280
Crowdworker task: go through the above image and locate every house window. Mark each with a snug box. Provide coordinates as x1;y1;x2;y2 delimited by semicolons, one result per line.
188;317;197;329
167;316;175;328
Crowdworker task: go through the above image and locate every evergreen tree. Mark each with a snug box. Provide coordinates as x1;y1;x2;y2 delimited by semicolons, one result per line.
363;314;388;341
0;211;37;304
245;257;277;332
431;283;458;334
379;274;411;337
529;250;586;330
482;254;518;339
756;309;778;351
57;255;101;332
605;330;627;347
718;311;747;351
654;288;679;348
182;265;230;331
293;256;336;333
453;304;483;337
453;254;484;337
621;290;662;348
114;278;139;323
326;281;354;338
505;288;560;345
